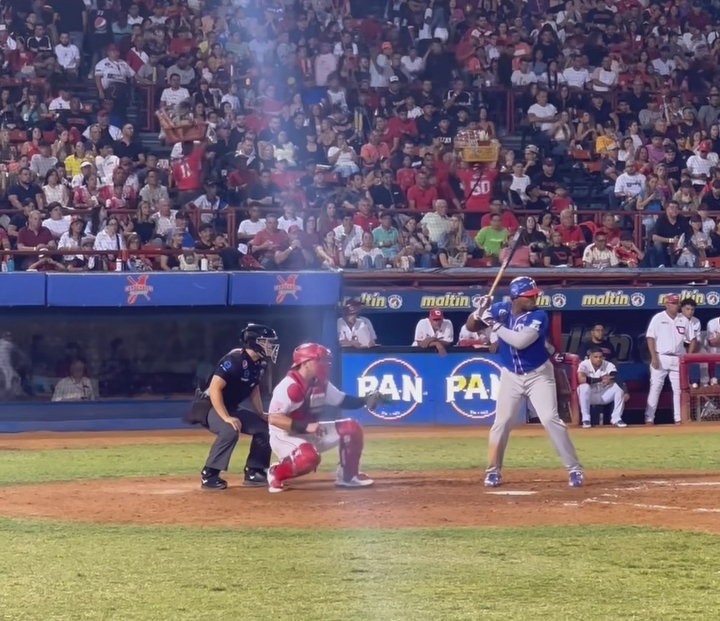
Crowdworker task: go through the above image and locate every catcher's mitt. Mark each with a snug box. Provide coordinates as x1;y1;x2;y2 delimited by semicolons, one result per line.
364;392;388;409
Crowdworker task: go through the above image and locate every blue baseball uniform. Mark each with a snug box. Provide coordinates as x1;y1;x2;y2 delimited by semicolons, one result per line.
480;296;583;485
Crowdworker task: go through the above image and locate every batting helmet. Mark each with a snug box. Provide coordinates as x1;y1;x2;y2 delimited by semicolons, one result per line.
509;276;542;299
292;343;332;382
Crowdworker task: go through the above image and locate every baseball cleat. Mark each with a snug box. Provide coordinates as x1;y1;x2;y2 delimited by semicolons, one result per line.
201;475;228;491
243;469;268;487
568;470;584;488
581;421;591;429
613;421;627;428
336;475;374;488
267;465;284;493
484;472;501;487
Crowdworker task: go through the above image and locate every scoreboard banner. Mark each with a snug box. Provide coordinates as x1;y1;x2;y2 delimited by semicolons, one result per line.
340;351;526;426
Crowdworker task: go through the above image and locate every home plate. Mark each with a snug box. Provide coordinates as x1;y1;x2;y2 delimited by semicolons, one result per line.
486;491;537;496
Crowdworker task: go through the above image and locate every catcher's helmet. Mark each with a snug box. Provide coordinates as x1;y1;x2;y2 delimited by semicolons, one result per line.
292;343;332;382
241;324;279;363
509;276;542;299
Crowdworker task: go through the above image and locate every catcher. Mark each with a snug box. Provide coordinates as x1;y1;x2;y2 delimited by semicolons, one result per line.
266;343;384;493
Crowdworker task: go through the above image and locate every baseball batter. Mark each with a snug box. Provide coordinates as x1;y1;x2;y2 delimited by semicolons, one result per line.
467;276;584;488
645;293;697;424
266;343;384;493
577;347;626;428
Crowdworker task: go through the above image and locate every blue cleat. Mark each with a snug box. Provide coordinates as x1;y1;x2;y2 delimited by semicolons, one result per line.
484;472;501;487
568;470;584;488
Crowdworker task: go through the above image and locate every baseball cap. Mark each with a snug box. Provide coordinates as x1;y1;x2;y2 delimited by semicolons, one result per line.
606;142;619;150
80;161;92;168
543;157;555;165
288;224;301;233
700;140;712;152
525;144;539;154
471;29;481;38
381;41;392;51
429;308;444;320
665;293;680;304
389;75;399;83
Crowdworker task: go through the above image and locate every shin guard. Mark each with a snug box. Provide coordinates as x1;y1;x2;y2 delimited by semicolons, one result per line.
336;418;364;481
273;442;321;482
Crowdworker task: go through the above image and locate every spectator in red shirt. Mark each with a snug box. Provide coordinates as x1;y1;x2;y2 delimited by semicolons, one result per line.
375;116;399;153
173;142;206;206
480;200;519;232
554;208;586;257
360;131;391;171
250;213;289;270
600;213;622;246
353;198;379;232
407;169;438;212
387;106;418;141
16;209;55;270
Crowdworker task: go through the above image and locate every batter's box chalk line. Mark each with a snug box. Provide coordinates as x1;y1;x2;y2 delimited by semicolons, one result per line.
579;498;720;513
485;491;537;496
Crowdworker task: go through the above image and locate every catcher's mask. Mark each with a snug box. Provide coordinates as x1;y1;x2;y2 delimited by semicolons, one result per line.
242;323;279;363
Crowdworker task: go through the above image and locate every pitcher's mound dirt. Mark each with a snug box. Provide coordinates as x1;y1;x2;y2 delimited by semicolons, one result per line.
2;469;720;532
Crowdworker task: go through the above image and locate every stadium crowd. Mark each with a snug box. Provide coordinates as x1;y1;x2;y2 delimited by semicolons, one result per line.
1;0;720;272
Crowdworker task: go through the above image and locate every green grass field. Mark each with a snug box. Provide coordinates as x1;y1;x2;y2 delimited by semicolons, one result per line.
2;429;720;621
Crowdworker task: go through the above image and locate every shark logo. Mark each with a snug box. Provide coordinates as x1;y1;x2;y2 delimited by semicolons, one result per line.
125;275;154;304
274;274;302;303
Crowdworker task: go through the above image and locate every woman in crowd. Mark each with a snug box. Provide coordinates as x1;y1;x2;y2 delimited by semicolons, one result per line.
73;174;101;210
401;216;433;268
437;214;475;268
159;228;184;271
93;216;126;269
42;169;69;208
58;217;88;266
315;228;345;269
349;231;385;270
125;202;157;244
42;202;71;240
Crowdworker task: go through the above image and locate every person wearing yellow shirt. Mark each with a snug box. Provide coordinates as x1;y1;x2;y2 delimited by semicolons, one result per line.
474;213;509;257
64;141;92;178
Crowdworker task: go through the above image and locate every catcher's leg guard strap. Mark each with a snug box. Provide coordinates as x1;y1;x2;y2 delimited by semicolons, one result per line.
336;418;364;481
274;442;321;482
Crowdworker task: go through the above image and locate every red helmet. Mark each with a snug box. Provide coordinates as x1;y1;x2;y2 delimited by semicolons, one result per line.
292;343;332;382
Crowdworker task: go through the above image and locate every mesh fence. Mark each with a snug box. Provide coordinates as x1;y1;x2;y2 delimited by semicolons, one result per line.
690;387;720;422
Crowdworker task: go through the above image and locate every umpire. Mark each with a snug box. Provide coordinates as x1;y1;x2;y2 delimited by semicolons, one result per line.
183;323;279;490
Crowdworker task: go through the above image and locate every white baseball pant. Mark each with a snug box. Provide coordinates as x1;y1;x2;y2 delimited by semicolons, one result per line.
644;354;681;423
486;361;582;475
268;421;342;460
577;382;625;425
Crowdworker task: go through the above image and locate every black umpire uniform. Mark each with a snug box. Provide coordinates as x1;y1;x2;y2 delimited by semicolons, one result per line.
183;324;278;490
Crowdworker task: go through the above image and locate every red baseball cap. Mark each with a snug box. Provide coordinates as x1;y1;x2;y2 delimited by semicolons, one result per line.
288;224;301;233
429;308;444;321
665;293;680;304
700;140;711;152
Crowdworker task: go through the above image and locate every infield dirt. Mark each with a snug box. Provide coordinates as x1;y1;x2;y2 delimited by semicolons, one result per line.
2;426;720;533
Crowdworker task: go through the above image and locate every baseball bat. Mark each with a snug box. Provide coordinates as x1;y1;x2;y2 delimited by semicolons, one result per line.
486;226;524;299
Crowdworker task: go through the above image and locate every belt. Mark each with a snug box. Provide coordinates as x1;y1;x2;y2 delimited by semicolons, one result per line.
513;363;544;376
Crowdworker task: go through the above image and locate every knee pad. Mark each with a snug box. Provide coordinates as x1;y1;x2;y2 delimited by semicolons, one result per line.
274;442;321;482
335;418;363;442
291;442;321;476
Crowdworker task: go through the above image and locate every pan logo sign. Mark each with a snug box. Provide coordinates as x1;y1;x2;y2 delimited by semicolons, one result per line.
357;357;423;420
446;357;502;420
275;274;302;303
125;275;153;304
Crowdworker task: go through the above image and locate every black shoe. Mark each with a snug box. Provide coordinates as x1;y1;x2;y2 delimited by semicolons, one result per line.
201;474;228;490
243;469;268;487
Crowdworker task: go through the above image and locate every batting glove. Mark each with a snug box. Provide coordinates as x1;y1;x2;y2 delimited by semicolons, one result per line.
472;295;493;321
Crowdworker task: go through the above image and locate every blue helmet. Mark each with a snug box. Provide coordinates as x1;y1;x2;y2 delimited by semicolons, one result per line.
509;276;542;299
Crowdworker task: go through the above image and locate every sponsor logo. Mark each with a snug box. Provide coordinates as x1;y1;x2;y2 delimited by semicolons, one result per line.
551;293;566;308
658;289;717;306
357;357;423;420
535;294;551;308
125;275;153;304
630;292;645;307
275;274;302;303
419;293;473;309
352;292;391;309
388;294;403;309
446;357;503;420
581;291;631;307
